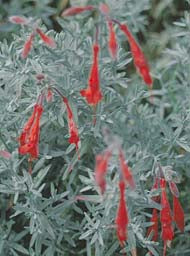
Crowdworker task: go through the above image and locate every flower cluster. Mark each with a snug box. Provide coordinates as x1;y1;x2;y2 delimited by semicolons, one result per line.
9;16;56;58
8;3;185;255
147;168;184;256
94;145;135;247
62;2;153;97
80;30;103;106
62;96;80;158
18;98;43;163
18;88;80;173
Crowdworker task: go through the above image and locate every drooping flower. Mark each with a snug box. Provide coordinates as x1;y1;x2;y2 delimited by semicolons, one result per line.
19;103;43;161
147;178;160;242
168;181;184;232
173;194;184;233
80;43;103;105
22;33;35;59
95;150;112;194
107;19;118;60
19;104;38;146
119;149;135;190
36;28;56;48
147;208;159;242
117;23;153;88
25;107;43;159
61;5;94;16
62;97;80;156
10;15;56;58
99;4;118;60
160;178;174;256
115;180;129;247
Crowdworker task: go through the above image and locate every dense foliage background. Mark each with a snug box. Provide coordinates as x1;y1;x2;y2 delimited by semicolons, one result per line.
0;0;190;255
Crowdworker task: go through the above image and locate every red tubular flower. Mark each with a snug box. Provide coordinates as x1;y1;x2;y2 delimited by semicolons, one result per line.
61;5;94;16
119;149;135;190
115;180;129;247
26;107;43;159
173;195;184;233
36;28;56;48
99;4;118;60
160;178;174;256
19;104;43;161
19;104;38;146
118;23;153;88
80;43;103;105
168;180;184;232
22;33;35;59
62;97;80;156
9;16;29;25
107;20;118;60
147;178;160;242
95;150;112;194
11;17;56;57
147;208;159;242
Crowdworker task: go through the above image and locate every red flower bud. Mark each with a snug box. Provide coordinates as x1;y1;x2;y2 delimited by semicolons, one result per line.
95;150;112;194
107;20;118;60
118;23;153;88
160;178;174;256
61;6;94;16
119;149;135;190
36;28;56;48
147;178;160;243
62;97;80;157
173;195;184;233
147;208;159;242
115;180;129;247
19;104;43;162
22;33;35;59
9;16;29;25
80;43;103;106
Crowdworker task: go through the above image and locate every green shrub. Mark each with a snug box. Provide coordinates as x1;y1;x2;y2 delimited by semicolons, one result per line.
0;1;189;255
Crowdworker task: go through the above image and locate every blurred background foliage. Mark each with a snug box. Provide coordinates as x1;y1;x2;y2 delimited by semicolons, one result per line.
0;0;190;256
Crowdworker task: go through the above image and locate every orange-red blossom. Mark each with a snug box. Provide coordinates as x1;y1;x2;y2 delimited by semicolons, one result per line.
19;103;43;161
